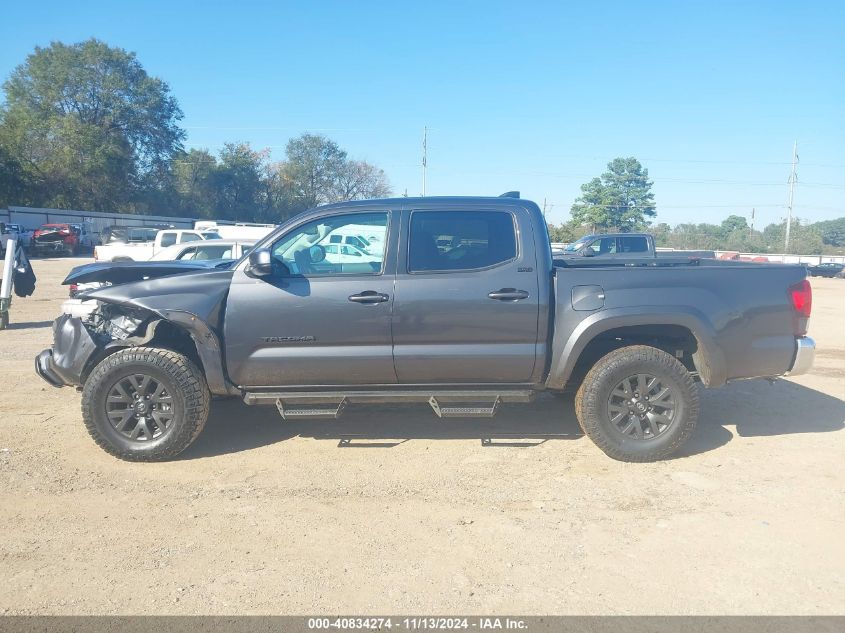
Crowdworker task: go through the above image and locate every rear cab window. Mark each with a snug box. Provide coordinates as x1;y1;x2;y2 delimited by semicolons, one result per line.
159;232;177;248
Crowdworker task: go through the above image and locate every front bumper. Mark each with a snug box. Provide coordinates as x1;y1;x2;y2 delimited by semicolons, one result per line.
32;240;70;254
786;336;815;376
34;314;101;388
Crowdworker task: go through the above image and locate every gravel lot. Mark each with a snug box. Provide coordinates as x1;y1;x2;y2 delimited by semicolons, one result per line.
1;257;843;615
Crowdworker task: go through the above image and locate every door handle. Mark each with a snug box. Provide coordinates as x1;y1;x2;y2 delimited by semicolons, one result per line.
488;288;529;301
348;291;390;304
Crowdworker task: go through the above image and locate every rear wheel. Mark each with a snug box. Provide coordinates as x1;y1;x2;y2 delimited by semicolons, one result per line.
81;347;210;461
575;345;698;462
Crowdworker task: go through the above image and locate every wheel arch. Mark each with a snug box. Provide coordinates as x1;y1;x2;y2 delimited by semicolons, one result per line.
82;308;237;396
547;307;727;391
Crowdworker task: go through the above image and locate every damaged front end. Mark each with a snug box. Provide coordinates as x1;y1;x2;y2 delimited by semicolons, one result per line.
35;265;237;395
35;303;150;388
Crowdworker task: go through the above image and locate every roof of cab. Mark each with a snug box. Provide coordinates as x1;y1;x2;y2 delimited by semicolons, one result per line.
317;195;542;213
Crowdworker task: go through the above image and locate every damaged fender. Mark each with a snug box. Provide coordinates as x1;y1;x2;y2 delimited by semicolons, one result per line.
38;268;239;396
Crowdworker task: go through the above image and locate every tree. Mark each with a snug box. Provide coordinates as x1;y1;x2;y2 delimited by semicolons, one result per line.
762;219;823;254
333;160;391;201
212;143;269;221
171;148;220;217
282;134;348;211
0;144;31;207
571;157;655;232
814;218;845;247
278;133;392;214
0;38;184;210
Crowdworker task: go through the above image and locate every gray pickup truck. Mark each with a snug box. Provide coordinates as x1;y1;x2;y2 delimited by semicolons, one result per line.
36;196;815;462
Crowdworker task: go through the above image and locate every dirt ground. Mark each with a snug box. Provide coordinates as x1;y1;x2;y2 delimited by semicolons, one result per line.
0;257;843;615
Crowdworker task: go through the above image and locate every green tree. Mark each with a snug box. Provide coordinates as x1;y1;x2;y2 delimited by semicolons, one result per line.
813;218;845;247
171;148;220;217
0;38;184;210
762;219;823;254
570;157;656;232
282;133;349;211
212;143;270;221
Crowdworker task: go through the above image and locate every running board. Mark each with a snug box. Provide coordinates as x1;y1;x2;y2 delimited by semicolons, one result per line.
275;397;347;420
429;396;500;418
244;389;534;407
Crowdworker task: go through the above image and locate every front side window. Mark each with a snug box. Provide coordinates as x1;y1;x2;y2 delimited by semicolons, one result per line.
408;210;516;272
271;212;388;276
588;237;617;255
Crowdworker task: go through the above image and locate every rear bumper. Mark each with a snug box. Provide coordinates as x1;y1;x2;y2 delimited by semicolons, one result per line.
786;337;815;376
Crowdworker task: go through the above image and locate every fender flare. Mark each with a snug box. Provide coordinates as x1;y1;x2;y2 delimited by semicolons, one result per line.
547;306;727;390
151;309;238;396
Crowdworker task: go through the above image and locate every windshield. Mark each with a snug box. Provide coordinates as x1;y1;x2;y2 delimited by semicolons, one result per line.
564;236;593;252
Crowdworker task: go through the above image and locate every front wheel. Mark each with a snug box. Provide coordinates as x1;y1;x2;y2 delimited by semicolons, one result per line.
81;347;210;461
575;345;699;462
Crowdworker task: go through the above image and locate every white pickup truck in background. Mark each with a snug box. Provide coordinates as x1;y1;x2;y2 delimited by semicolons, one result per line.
93;229;217;262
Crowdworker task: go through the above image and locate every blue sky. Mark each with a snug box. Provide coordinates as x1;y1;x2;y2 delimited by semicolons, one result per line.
1;0;843;226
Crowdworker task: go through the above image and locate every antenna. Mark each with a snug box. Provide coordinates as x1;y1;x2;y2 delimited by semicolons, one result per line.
784;141;798;252
422;126;427;197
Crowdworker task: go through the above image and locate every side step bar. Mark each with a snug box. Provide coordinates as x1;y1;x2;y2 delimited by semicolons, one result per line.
276;397;347;420
429;396;500;418
244;389;535;420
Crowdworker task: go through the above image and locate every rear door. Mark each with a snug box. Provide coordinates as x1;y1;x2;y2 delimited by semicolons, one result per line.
391;207;540;384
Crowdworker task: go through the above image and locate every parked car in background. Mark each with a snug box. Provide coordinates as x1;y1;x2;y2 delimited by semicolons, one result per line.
94;228;218;262
1;223;34;253
149;239;255;261
193;221;275;241
806;262;845;278
322;242;381;264
100;226;162;245
560;233;655;258
31;222;95;257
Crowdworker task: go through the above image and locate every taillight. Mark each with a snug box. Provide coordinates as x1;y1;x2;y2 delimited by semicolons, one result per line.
788;279;812;336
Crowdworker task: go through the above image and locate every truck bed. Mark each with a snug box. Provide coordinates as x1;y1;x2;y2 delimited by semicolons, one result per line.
548;259;808;388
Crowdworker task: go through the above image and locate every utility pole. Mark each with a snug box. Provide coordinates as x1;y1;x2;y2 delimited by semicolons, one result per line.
421;126;427;197
750;207;755;232
542;198;547;217
784;141;798;252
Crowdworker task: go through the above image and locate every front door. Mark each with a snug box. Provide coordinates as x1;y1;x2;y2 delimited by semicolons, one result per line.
391;208;540;384
224;211;396;387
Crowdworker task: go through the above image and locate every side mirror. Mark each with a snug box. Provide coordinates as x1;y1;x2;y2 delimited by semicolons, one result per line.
246;248;274;277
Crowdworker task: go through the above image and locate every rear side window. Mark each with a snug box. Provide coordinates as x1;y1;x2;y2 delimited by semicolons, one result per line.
409;211;516;272
619;236;648;253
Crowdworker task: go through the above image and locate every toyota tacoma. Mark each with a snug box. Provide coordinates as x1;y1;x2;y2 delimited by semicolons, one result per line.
36;195;816;462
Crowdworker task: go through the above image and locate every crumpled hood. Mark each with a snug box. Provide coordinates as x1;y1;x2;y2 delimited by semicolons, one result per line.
82;268;236;330
63;260;232;285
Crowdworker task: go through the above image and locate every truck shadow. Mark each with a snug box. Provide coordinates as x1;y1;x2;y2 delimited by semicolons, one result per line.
183;380;845;460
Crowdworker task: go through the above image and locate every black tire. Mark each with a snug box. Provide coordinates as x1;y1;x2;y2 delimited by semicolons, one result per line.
81;347;210;461
575;345;699;462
